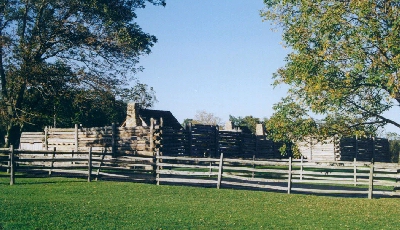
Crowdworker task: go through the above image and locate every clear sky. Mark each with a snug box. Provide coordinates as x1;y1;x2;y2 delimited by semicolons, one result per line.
134;0;399;134
134;0;288;124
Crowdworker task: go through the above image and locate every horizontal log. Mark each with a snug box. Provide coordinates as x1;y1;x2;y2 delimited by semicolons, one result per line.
223;166;288;175
16;150;84;154
157;163;219;170
157;170;218;176
32;168;87;175
295;163;368;169
20;136;44;140
79;137;111;141
112;156;154;161
224;158;289;166
295;175;358;181
293;170;361;177
21;132;45;135
374;163;400;169
47;138;75;145
157;178;217;184
291;187;367;194
128;151;153;156
97;165;153;172
19;140;43;143
157;156;220;162
17;158;88;162
78;147;105;152
373;173;398;179
48;134;75;138
48;128;75;132
223;173;287;183
373;181;397;186
292;179;369;185
373;190;400;196
101;162;154;168
18;165;88;170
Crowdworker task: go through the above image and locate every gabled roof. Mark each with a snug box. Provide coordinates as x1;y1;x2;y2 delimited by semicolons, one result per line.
139;108;183;130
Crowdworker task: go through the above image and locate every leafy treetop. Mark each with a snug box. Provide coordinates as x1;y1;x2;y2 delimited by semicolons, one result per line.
0;0;165;147
261;0;400;139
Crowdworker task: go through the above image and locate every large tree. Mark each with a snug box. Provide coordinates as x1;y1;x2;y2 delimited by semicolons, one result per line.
261;0;400;139
0;0;165;147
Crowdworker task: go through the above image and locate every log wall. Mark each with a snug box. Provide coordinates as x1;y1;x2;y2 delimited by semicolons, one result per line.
298;137;390;162
19;124;390;162
185;124;283;159
20;124;156;156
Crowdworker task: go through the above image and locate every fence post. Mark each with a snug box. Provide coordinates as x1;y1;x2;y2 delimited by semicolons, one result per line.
252;155;255;179
372;137;375;161
150;118;154;154
208;156;212;177
45;126;48;150
7;150;10;174
156;149;160;185
288;157;292;194
353;158;357;186
187;122;192;156
214;125;219;158
95;148;106;181
368;159;374;199
158;118;163;157
310;137;313;161
74;124;79;152
111;123;116;157
355;135;358;160
333;135;336;161
300;155;303;181
88;147;92;182
49;147;56;175
9;145;15;185
217;153;224;189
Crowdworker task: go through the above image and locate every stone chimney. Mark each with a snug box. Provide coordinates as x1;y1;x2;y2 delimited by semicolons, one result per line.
225;121;234;131
125;103;142;127
256;124;265;136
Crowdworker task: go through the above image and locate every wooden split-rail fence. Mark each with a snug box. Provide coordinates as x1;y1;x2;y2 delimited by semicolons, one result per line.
1;147;399;199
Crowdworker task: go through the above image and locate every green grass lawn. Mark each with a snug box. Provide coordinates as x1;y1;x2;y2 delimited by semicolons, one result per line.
1;174;400;229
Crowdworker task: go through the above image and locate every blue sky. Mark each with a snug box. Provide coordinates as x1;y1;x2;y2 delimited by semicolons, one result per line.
134;1;288;124
134;1;399;134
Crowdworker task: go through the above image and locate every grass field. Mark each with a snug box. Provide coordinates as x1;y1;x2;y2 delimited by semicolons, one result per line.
1;174;400;229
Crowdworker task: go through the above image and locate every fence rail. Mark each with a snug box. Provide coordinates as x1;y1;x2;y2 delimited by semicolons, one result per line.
1;147;399;199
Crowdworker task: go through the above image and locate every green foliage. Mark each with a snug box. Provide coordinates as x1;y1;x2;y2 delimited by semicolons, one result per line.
265;97;319;142
118;81;158;109
261;0;400;136
264;97;319;156
182;118;193;128
229;115;261;134
0;0;165;146
18;82;157;131
2;177;400;229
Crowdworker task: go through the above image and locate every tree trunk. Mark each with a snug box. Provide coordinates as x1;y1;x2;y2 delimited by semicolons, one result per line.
5;123;21;148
